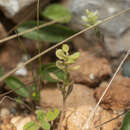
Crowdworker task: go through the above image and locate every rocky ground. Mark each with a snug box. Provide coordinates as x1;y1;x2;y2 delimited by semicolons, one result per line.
0;39;129;129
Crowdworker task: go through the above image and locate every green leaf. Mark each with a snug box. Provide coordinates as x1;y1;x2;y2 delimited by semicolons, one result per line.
36;110;45;123
38;63;64;83
69;52;80;60
17;21;76;43
66;58;75;64
62;44;69;53
41;120;50;130
56;49;65;60
53;108;60;118
41;4;72;23
23;121;39;130
5;76;30;98
56;60;65;70
46;109;60;121
120;111;130;130
46;110;55;121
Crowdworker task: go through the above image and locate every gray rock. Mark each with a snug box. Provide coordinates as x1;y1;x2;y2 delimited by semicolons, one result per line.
0;0;50;23
67;0;130;56
0;0;36;17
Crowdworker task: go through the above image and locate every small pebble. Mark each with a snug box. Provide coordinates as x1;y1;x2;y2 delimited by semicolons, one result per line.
15;62;28;76
89;73;95;80
11;116;33;130
10;108;17;115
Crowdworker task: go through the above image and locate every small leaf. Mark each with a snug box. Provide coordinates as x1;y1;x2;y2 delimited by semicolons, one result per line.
53;108;60;118
69;52;80;60
82;9;101;27
41;4;72;23
66;58;75;64
56;60;65;70
36;110;45;123
120;110;130;130
47;109;59;121
38;63;64;83
5;76;30;98
86;9;91;16
62;44;69;53
46;110;55;121
66;84;73;96
17;21;76;43
23;121;39;130
41;121;50;130
56;49;65;60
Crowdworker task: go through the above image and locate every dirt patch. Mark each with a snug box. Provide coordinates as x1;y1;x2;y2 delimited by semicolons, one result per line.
70;51;112;87
94;75;130;110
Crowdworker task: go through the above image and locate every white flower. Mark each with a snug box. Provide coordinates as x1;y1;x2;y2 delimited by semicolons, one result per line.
81;16;87;21
81;9;102;27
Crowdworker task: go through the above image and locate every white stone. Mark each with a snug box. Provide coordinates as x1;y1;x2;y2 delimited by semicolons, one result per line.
89;73;95;80
15;62;27;76
0;0;36;17
108;7;116;14
0;0;19;16
11;116;33;130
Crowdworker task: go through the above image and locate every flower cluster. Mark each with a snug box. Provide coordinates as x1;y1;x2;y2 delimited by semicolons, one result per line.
56;44;80;71
81;9;101;27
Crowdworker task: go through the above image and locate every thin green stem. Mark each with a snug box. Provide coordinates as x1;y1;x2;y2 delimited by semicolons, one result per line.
15;31;37;104
36;0;42;93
